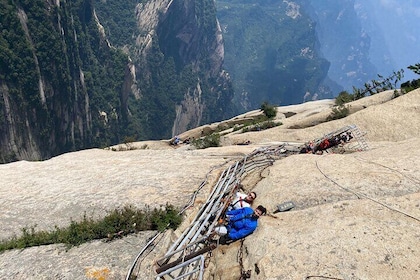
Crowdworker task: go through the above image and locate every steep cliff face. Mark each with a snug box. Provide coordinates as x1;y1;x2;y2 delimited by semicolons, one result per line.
157;0;232;134
0;0;133;163
128;0;234;136
1;0;233;163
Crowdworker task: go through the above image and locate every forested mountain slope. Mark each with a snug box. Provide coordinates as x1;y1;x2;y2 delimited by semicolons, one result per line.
0;0;233;163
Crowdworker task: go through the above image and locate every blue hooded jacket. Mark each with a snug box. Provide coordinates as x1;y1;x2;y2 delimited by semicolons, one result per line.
225;207;258;240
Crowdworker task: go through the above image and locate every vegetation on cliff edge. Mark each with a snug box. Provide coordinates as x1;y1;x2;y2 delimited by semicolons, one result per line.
0;204;182;252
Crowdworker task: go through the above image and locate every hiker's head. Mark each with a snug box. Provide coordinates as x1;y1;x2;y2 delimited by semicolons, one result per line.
254;205;267;217
246;191;257;202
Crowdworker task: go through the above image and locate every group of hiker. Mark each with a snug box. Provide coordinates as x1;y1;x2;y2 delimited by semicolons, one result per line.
182;130;356;246
210;131;355;244
211;187;267;245
300;131;354;154
170;135;192;145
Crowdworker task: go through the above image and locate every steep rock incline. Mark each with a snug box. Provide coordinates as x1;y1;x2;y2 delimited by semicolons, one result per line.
205;138;420;279
0;90;419;279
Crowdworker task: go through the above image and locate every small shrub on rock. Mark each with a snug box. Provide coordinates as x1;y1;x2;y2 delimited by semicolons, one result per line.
327;105;350;121
192;133;220;149
335;91;354;105
260;102;277;119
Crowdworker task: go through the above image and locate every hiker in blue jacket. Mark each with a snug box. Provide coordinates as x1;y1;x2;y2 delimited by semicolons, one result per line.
214;205;267;243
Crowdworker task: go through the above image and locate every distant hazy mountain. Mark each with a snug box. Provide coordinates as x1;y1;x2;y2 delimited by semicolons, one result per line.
218;0;419;107
308;0;419;90
307;0;379;91
217;0;335;110
355;0;420;82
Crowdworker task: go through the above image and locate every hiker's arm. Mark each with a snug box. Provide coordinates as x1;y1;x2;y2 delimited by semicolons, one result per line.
226;209;247;222
226;208;242;217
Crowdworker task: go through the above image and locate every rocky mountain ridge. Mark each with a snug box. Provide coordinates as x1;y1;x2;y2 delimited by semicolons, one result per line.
0;89;419;279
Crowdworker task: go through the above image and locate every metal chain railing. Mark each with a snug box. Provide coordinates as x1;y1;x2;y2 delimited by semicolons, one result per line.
125;125;369;280
153;145;293;279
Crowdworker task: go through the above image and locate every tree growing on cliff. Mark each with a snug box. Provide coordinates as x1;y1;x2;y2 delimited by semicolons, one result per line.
334;70;405;106
352;69;404;99
401;63;420;92
260;102;277;119
407;63;420;75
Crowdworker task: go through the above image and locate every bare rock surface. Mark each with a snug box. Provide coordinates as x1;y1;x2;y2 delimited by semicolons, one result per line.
1;146;256;240
208;138;420;279
0;89;419;279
